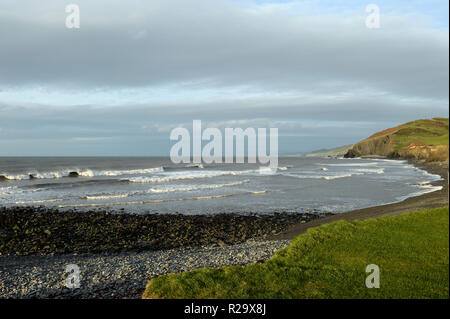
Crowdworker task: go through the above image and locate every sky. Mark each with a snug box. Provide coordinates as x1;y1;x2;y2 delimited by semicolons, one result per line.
0;0;448;156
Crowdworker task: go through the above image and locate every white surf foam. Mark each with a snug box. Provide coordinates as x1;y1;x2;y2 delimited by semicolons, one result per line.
98;167;164;176
83;194;129;200
321;162;379;167
251;190;268;194
128;169;262;183
0;174;29;180
322;174;353;180
351;168;385;174
148;180;249;193
1;166;165;180
283;173;355;180
396;185;443;201
0;186;20;195
57;191;265;208
15;198;64;204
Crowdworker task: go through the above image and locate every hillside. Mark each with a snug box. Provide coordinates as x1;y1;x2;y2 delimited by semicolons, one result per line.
344;118;449;162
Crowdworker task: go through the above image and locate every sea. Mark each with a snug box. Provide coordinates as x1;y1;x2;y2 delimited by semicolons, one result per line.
0;157;443;215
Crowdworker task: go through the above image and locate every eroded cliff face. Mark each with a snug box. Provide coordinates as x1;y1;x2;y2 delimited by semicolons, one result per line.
348;135;449;162
399;145;449;162
351;134;395;157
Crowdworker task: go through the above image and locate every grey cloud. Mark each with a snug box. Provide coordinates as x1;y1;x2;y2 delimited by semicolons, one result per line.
0;0;448;156
0;91;447;153
0;0;448;100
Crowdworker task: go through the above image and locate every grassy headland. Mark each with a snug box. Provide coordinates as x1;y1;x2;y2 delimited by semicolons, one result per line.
143;207;449;299
345;118;449;161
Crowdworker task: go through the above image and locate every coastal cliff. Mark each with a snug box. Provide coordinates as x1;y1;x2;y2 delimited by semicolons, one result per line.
344;118;449;162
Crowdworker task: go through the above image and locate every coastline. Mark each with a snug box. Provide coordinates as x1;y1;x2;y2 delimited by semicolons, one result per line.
271;159;449;240
0;159;448;299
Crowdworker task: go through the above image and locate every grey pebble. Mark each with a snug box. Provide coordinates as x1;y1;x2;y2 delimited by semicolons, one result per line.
0;239;290;299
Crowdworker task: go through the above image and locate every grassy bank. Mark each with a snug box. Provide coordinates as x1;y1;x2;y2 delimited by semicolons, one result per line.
391;118;449;151
143;207;449;299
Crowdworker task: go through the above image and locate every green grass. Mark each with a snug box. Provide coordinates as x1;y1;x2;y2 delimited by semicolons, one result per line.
143;207;449;299
391;118;449;150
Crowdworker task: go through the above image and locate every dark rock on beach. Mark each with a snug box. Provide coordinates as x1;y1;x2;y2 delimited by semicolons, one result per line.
343;149;357;158
0;207;330;256
388;151;402;159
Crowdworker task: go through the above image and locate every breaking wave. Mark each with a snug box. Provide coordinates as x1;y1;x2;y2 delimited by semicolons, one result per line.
320;162;379;167
148;180;249;193
322;174;353;180
57;190;267;208
283;173;355;180
83;194;129;200
128;169;261;183
351;168;385;174
0;167;164;180
15;198;64;205
396;185;443;201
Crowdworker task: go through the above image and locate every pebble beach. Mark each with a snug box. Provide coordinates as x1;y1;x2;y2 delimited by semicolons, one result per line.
0;239;291;299
0;209;318;299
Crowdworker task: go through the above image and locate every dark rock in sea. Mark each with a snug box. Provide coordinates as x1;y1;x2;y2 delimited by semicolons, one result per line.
0;175;9;181
344;149;357;158
68;172;79;177
29;174;36;180
388;151;402;159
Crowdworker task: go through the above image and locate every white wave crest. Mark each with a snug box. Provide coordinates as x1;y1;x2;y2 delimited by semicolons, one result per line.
15;198;63;204
1;166;164;180
322;174;353;180
128;169;262;183
251;190;268;194
148;180;249;193
351;168;385;174
321;162;379;167
100;167;164;176
396;185;443;201
83;194;129;200
283;173;354;180
0;174;29;180
58;191;263;208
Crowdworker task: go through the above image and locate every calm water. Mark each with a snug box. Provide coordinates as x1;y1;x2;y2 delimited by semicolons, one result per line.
0;157;443;214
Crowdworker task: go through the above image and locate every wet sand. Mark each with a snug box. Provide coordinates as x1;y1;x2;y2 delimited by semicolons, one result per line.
271;160;449;240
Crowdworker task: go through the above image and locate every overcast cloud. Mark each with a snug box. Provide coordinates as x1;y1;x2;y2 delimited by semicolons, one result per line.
0;0;448;156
